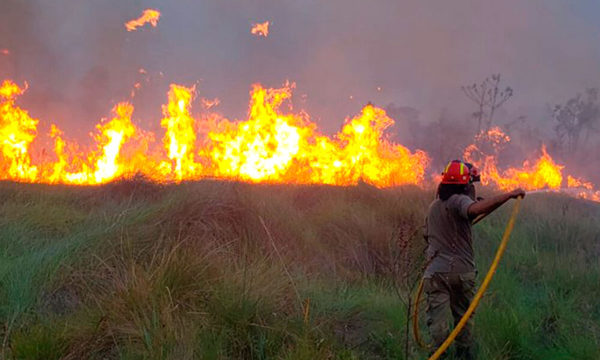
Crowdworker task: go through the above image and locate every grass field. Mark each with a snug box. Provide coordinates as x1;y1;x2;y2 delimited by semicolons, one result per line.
0;179;598;359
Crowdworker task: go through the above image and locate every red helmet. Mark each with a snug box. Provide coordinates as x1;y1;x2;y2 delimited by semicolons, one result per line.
441;160;471;184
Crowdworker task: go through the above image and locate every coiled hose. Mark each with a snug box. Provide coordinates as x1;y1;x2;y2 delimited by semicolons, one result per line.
412;196;523;360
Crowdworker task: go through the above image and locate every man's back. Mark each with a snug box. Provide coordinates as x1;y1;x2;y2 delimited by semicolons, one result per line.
424;194;475;277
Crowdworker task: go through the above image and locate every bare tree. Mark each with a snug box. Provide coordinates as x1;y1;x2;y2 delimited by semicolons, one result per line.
461;74;513;133
552;88;599;155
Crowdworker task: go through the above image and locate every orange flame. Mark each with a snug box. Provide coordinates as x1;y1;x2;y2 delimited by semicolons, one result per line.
464;128;562;190
463;127;599;201
567;175;600;201
475;146;563;191
44;104;136;184
125;9;161;32
1;77;598;203
0;81;38;181
202;84;428;185
159;84;200;181
567;175;593;190
251;21;270;37
0;79;428;187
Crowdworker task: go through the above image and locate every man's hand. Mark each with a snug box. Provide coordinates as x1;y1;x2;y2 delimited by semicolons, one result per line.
509;188;526;199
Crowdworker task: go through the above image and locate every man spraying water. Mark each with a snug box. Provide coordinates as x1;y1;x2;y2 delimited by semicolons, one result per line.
423;160;525;359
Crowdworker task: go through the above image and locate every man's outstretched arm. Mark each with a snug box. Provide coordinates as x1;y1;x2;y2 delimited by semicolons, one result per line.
467;188;525;220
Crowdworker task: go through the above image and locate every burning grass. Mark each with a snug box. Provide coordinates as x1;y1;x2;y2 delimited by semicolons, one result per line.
0;180;599;359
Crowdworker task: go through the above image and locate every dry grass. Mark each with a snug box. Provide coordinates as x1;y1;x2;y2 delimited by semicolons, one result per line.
0;179;598;359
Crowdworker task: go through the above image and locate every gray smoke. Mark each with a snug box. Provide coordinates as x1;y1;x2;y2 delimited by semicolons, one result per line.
1;0;599;178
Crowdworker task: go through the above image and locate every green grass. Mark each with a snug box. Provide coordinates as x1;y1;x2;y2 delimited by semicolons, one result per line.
0;179;598;359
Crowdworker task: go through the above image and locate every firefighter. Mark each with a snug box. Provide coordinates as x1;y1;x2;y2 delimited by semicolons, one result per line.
423;160;525;359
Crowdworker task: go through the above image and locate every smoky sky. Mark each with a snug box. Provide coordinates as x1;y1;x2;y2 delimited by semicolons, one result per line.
1;0;600;138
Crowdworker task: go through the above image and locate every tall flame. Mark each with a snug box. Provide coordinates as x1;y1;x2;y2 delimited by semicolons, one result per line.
0;77;598;203
125;9;161;32
45;104;136;184
203;84;428;185
160;84;200;181
0;79;427;187
0;81;38;181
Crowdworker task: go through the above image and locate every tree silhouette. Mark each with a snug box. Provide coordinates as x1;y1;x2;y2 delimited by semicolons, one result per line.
552;88;599;155
461;74;513;133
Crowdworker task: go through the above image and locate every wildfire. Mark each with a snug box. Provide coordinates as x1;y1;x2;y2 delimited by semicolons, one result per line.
203;84;429;185
0;78;428;187
464;127;599;201
567;175;593;190
159;84;200;181
0;77;598;201
471;146;563;191
125;9;161;32
251;21;270;37
0;81;38;181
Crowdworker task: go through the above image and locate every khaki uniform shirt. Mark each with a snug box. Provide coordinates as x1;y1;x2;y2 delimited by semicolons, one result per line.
424;194;475;277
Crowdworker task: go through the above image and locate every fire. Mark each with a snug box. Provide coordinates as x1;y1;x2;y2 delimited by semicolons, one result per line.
42;104;136;184
567;175;593;190
0;76;597;202
159;84;200;181
0;81;38;181
0;79;427;187
251;21;270;37
464;127;599;201
125;9;161;32
474;146;563;191
0;49;10;56
203;83;428;186
464;128;563;190
567;175;600;202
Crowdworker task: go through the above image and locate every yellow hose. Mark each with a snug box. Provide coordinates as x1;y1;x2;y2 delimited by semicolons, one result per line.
412;277;430;349
412;197;522;359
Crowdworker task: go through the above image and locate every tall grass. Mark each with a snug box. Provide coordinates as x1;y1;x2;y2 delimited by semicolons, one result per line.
0;180;598;359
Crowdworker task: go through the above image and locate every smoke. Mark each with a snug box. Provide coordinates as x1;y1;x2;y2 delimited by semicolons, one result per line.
1;0;599;175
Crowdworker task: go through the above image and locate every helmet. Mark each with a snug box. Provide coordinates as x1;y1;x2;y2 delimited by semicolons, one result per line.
441;160;473;185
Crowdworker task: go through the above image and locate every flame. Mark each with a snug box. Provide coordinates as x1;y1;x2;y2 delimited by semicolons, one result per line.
1;76;597;203
0;49;10;56
464;127;564;190
465;127;563;190
202;84;428;185
125;9;161;32
477;146;563;191
45;103;136;184
251;21;270;37
0;78;428;187
567;175;593;190
567;175;600;202
0;81;38;181
160;84;200;181
463;127;599;201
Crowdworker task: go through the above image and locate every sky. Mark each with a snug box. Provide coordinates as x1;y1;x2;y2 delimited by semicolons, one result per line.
1;0;599;138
